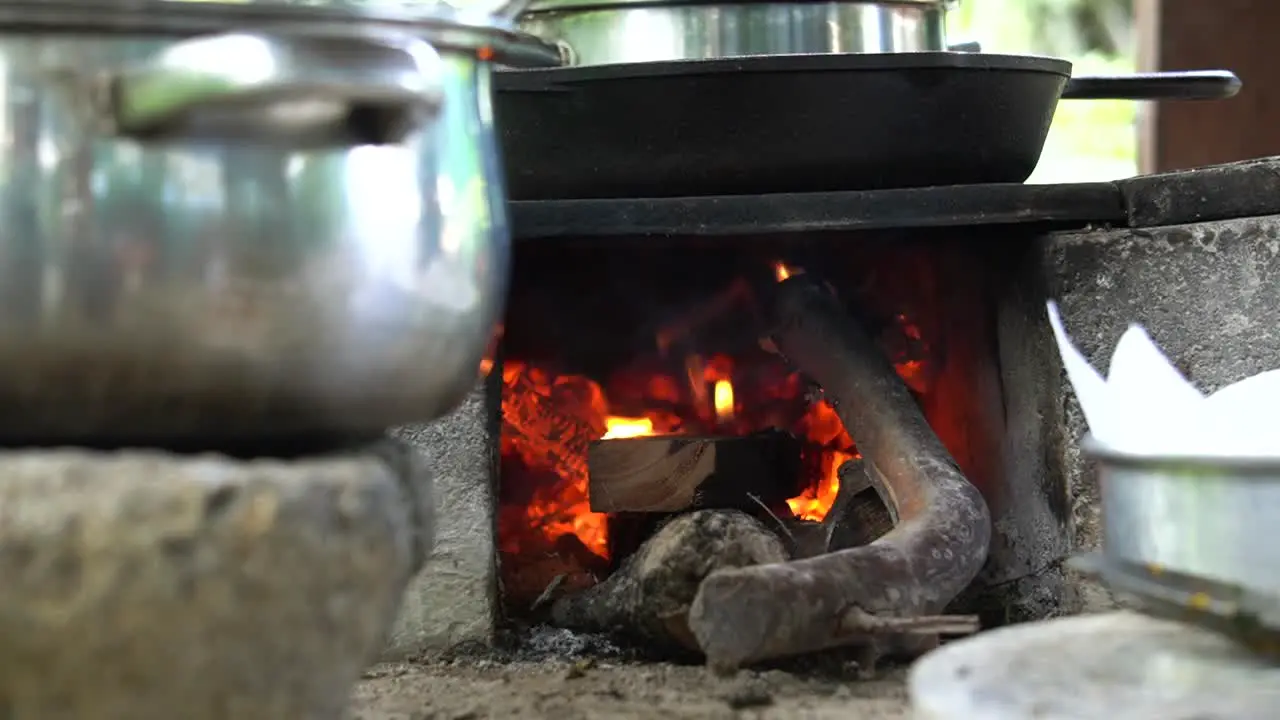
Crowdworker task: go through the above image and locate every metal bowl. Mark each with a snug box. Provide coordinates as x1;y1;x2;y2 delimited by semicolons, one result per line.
1088;438;1280;600
518;0;954;67
1069;552;1280;657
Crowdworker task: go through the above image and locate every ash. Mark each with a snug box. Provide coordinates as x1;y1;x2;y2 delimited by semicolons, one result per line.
508;625;635;662
436;622;902;680
434;624;642;666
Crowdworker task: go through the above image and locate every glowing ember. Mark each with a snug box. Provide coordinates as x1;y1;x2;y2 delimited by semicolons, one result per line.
603;416;654;439
713;379;735;423
775;262;797;282
498;361;610;558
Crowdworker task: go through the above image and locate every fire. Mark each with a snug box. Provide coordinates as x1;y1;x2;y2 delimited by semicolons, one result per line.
497;361;611;558
498;263;930;608
787;401;855;520
603;416;654;439
713;379;735;422
498;354;855;566
774;261;801;282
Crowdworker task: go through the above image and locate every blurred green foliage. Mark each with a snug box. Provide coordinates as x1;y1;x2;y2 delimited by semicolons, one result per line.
952;0;1137;183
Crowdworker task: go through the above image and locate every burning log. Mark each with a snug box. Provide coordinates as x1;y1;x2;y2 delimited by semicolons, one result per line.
825;458;896;552
776;518;828;559
502;533;608;615
587;430;802;514
549;509;788;652
687;275;991;672
783;458;895;559
654;278;756;355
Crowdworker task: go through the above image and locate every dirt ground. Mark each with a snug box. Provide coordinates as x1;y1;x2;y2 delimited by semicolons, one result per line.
351;660;911;719
350;645;913;720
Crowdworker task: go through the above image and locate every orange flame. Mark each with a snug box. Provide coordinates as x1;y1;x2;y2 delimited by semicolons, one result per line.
786;400;854;520
603;416;654;439
774;261;801;282
713;379;735;423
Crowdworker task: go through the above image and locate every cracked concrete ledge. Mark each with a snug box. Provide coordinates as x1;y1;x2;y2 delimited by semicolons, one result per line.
386;375;501;658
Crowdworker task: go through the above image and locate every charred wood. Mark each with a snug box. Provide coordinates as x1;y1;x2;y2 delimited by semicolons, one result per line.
587;430;802;514
778;517;828;560
826;486;895;552
501;533;608;615
605;512;670;574
778;459;894;560
688;275;991;672
825;459;895;552
654;278;757;355
549;509;788;653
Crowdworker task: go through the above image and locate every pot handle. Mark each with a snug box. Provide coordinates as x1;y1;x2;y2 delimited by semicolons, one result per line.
104;33;445;148
1061;70;1241;101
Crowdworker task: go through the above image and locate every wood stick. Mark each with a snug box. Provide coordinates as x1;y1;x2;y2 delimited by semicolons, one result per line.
687;275;992;672
824;458;895;552
549;509;788;653
587;431;801;514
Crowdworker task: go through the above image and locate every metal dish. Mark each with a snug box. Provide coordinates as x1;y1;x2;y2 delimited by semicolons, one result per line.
1087;438;1280;600
0;0;556;444
1070;552;1280;658
518;0;954;66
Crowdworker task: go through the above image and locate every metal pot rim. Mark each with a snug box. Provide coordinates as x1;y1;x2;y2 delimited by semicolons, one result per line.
0;0;562;67
1083;435;1280;473
525;0;954;14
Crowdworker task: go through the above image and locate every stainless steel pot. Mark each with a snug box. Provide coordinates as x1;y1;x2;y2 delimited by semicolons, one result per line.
1088;439;1280;599
0;1;559;444
518;0;954;67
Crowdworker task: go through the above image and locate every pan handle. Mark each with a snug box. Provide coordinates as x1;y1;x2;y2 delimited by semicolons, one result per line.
1061;70;1241;101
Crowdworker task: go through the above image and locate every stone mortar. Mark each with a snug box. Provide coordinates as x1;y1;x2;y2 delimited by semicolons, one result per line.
0;440;432;720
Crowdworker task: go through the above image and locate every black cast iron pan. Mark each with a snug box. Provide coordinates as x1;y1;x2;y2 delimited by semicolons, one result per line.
493;53;1241;200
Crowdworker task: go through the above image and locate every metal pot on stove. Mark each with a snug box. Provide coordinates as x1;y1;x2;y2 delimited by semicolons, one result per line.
0;0;560;444
518;0;956;66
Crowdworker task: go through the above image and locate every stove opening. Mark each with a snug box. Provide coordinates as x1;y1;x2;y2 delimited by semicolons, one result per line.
494;238;1004;641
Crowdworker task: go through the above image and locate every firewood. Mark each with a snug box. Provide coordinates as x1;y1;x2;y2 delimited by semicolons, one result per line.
687;275;992;673
654;277;755;354
500;533;607;615
548;509;788;652
587;430;801;514
778;460;896;560
778;517;828;559
824;458;895;552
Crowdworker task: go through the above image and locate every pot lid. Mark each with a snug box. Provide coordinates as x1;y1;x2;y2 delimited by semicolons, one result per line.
15;0;523;15
522;0;955;15
0;0;561;66
0;0;530;29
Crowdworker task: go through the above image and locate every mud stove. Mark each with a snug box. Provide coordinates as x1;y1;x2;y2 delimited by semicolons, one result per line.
386;157;1280;667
